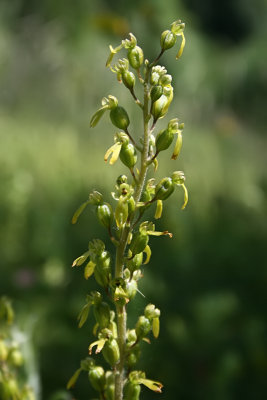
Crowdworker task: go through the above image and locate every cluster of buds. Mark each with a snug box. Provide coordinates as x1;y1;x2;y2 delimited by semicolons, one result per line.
0;297;35;400
70;19;188;399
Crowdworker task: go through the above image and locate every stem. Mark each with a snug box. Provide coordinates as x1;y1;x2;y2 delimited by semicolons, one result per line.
114;64;151;400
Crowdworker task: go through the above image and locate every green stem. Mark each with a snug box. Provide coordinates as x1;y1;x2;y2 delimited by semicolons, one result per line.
114;65;151;400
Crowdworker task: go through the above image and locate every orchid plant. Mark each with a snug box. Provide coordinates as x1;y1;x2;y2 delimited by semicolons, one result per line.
68;20;188;400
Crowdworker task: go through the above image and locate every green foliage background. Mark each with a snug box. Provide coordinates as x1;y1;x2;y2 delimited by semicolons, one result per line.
0;0;267;399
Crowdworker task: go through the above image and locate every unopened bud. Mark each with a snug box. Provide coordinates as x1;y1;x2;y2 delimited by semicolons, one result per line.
130;231;149;256
159;74;172;86
128;46;144;69
89;190;103;205
102;337;120;366
154;177;174;200
119;143;137;169
150;85;163;103
96;203;113;228
110;106;130;130
160;30;177;50
124;381;141;400
155;128;174;153
88;366;105;392
135;315;151;340
122;70;136;90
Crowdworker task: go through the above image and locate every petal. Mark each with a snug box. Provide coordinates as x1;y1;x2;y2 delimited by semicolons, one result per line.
143;245;151;265
88;338;106;355
176;32;186;60
84;261;96;280
171;131;182;160
90;105;109;127
181;183;188;210
138;378;163;393
71;200;90;224
154;200;163;219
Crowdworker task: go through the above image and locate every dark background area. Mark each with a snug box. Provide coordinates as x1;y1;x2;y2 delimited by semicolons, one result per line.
0;0;267;399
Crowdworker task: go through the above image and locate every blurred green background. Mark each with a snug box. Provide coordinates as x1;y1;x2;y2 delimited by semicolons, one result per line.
1;0;267;399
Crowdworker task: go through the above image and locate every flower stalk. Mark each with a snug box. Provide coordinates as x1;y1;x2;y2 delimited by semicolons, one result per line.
69;20;188;400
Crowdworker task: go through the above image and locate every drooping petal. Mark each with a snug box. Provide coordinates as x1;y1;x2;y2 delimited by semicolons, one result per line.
152;317;160;338
104;142;122;165
171;131;183;160
143;245;151;265
154;200;163;219
77;303;91;328
84;261;96;280
176;32;186;60
181;183;188;209
72;251;90;267
138;378;163;393
67;368;82;389
90;105;109;127
88;338;106;355
71;200;90;224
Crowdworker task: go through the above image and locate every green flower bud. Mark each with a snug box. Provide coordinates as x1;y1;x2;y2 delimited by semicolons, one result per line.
160;30;177;50
94;301;110;329
119;143;137;169
105;372;115;400
122;71;135;90
155;128;174;153
96;203;113;228
151;87;173;121
130;231;149;256
135;315;151;340
88;366;105;392
128;46;144;69
126;345;141;368
154;177;174;200
124;381;141;400
126;279;137;300
127;252;143;273
159;74;172;86
94;250;111;288
115;197;129;228
127;329;137;343
8;349;24;367
110;106;130;130
89;190;103;205
127;196;135;216
102;337;120;366
116;174;128;186
144;304;161;320
150;85;163;103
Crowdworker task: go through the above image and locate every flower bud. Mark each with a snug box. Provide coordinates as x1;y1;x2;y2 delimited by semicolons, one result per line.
144;304;161;320
8;348;24;367
94;301;110;329
135;315;151;340
122;71;135;90
128;46;144;69
119;143;137;169
159;74;172;86
96;203;113;228
116;174;128;185
102;337;120;366
110;106;130;130
126;344;141;368
127;252;143;273
150;85;163;103
151;87;173;121
94;250;111;288
160;30;177;50
88;366;105;392
126;279;137;300
171;171;185;185
115;197;129;228
155;128;174;153
124;381;141;400
154;177;174;201
105;371;115;400
89;190;103;205
130;231;149;256
127;196;136;216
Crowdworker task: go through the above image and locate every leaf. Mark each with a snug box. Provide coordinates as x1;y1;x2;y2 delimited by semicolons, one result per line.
84;261;96;280
67;368;82;389
71;200;90;224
